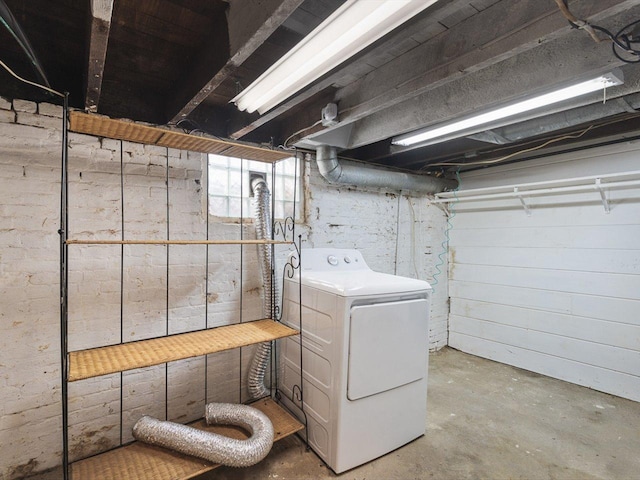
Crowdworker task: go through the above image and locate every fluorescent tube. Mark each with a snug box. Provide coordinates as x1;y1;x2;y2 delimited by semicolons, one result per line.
392;72;624;147
232;0;439;115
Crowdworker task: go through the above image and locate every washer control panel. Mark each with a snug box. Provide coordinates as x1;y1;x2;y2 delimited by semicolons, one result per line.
299;248;369;271
327;254;358;266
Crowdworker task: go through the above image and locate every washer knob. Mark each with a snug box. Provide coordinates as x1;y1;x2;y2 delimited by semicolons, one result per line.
344;256;351;264
327;255;338;266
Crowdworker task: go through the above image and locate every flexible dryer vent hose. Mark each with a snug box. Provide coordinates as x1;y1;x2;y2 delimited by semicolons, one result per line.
248;177;276;399
133;402;274;467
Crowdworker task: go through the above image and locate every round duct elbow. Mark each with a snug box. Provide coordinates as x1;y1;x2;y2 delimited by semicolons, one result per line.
133;402;274;467
316;145;457;194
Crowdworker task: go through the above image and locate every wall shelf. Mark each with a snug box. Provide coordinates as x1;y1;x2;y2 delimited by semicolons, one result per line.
68;111;292;163
70;398;304;480
68;319;298;381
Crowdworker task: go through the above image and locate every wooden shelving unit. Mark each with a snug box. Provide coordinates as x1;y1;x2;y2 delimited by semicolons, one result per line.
70;398;304;480
68;319;298;381
60;111;304;479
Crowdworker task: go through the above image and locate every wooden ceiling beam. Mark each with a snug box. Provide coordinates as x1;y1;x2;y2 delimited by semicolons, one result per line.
347;21;631;149
228;0;467;140
282;0;635;148
85;0;114;112
332;0;636;130
166;0;304;124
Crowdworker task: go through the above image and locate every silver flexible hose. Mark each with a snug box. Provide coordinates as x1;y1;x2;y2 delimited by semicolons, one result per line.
133;403;274;467
248;177;277;399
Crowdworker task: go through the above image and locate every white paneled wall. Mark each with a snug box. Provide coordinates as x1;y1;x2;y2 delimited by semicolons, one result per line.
448;142;640;402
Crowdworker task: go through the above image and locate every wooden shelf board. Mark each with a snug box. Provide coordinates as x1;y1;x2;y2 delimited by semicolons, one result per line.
66;239;292;245
68;111;292;163
70;398;304;480
68;319;298;381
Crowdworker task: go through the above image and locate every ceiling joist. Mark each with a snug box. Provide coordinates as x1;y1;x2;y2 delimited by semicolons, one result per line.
167;0;305;123
290;0;636;149
347;12;634;150
85;0;114;112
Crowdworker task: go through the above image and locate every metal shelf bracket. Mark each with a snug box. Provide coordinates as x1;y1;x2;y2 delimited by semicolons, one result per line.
514;187;531;216
595;178;610;214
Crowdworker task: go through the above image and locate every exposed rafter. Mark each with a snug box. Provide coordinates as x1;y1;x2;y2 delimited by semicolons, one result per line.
228;0;471;140
167;0;304;123
85;0;113;112
347;20;630;149
272;0;636;148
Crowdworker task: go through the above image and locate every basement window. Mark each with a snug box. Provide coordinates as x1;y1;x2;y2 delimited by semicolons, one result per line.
207;154;302;220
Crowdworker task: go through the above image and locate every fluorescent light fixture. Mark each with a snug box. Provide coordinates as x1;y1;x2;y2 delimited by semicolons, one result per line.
232;0;439;115
392;71;624;147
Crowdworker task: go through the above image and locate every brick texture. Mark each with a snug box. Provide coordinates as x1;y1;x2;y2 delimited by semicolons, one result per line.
0;103;449;478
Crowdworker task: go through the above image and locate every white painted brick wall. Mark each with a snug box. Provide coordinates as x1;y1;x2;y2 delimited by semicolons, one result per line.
0;99;449;478
304;159;449;350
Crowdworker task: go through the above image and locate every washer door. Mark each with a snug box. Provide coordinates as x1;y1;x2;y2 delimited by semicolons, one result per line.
347;298;429;401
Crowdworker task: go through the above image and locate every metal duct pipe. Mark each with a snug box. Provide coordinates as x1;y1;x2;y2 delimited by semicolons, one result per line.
316;145;457;193
248;177;276;400
133;403;274;467
468;93;640;145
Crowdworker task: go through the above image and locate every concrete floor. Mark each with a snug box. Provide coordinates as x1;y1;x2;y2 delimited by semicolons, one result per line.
29;348;640;480
200;348;640;480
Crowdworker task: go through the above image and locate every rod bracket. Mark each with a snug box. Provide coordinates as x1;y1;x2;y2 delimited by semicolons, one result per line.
595;178;610;213
514;187;531;216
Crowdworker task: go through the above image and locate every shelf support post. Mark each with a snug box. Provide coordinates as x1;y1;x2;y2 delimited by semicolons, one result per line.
59;92;70;480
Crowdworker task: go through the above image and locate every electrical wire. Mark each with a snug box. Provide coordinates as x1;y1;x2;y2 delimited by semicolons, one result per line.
427;125;594;167
0;58;63;97
555;0;640;63
0;0;51;87
430;169;460;292
282;120;322;149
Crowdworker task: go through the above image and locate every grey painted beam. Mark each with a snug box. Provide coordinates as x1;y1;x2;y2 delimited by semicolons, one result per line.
347;10;635;149
167;0;304;123
228;0;471;139
334;0;635;128
85;0;113;112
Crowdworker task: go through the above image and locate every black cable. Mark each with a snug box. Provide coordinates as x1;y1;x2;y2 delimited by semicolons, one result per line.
0;0;51;87
558;1;640;63
119;140;124;446
165;147;170;421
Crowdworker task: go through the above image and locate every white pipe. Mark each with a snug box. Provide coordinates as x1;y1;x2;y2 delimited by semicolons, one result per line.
434;179;640;203
435;170;640;200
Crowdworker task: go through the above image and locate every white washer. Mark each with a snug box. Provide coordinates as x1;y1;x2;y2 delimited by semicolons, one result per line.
279;248;431;473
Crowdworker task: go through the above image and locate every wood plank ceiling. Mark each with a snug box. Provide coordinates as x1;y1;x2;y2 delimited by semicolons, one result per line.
1;0;639;172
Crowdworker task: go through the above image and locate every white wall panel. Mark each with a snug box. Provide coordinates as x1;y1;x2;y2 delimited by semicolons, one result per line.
448;141;640;402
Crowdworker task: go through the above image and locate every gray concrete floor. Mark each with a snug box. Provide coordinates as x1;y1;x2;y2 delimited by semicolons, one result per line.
200;348;640;480
30;348;640;479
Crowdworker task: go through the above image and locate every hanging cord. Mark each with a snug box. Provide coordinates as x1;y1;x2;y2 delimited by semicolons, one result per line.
282;120;322;149
0;0;51;88
0;58;63;97
431;169;461;291
427;125;594;168
406;197;420;279
554;0;640;63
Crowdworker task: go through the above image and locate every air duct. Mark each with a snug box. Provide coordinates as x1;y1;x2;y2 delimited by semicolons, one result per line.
133;402;274;467
467;93;640;145
248;176;276;400
316;145;457;193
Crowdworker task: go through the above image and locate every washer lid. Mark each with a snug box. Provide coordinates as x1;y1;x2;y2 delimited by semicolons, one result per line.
299;270;431;296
